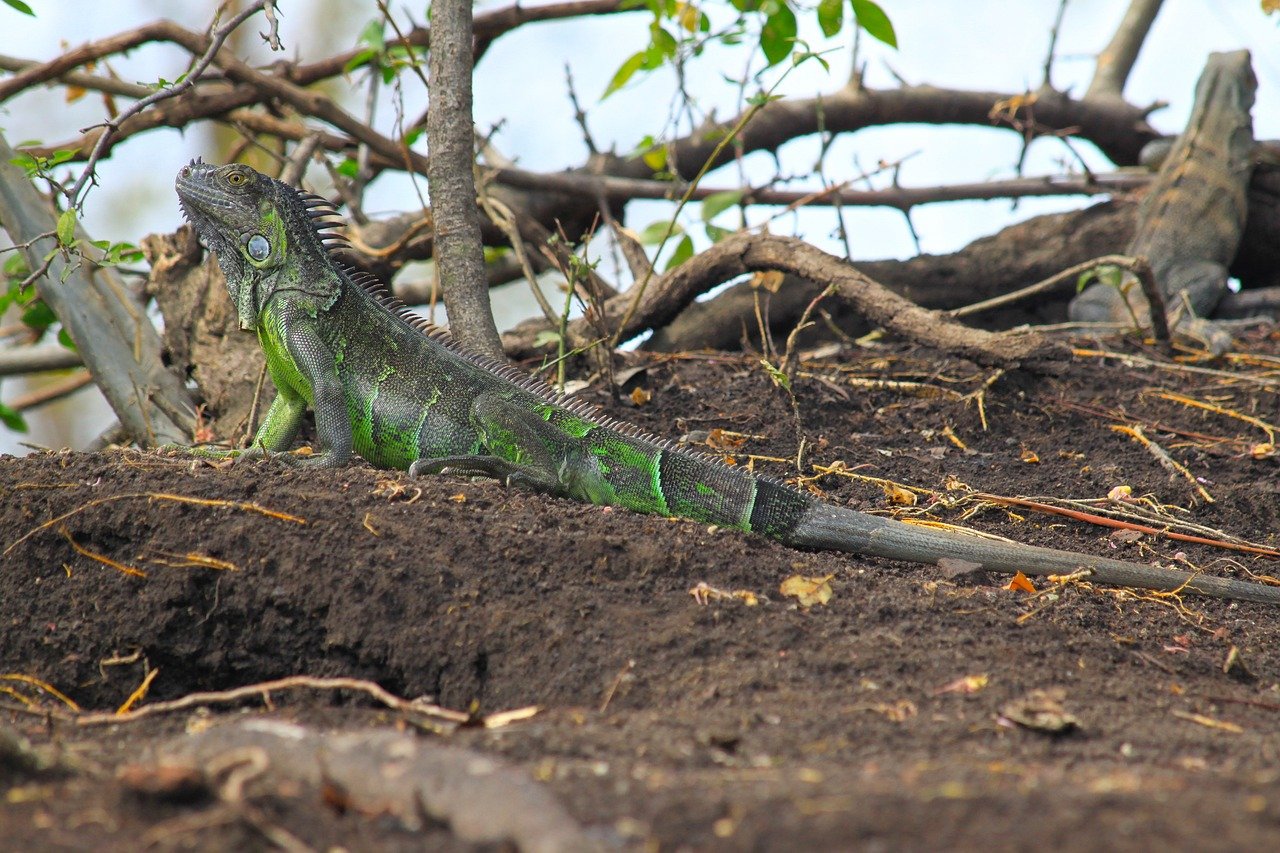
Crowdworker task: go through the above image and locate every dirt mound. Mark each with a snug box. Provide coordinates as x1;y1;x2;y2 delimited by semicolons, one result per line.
3;336;1280;850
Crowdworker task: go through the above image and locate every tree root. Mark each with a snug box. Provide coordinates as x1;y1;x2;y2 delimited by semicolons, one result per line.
142;718;599;852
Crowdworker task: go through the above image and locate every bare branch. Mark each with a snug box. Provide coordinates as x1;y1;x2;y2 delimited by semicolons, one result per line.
0;53;152;99
1087;0;1165;101
504;232;1067;370
0;133;194;444
5;370;93;410
0;343;83;376
492;167;1151;210
949;254;1155;319
1042;0;1070;90
62;2;279;209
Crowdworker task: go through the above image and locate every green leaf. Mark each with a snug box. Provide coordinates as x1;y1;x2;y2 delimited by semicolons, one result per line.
759;1;797;67
817;0;843;37
358;19;385;51
9;152;38;177
2;0;34;16
56;207;77;247
0;402;27;433
21;299;56;334
603;51;647;98
4;252;29;281
759;357;791;390
649;23;678;59
532;329;562;348
343;47;379;74
704;223;732;243
641;145;667;172
664;234;694;271
851;0;896;48
746;90;783;107
701;190;743;221
57;327;76;351
336;157;359;179
1079;264;1124;293
93;240;144;266
637;219;683;244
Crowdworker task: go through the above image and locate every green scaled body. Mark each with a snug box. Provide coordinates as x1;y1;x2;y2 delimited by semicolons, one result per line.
174;160;1280;605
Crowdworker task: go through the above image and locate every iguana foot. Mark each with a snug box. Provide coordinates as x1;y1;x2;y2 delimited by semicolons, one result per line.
1175;316;1235;356
263;448;349;468
167;444;348;468
161;443;248;463
409;455;564;496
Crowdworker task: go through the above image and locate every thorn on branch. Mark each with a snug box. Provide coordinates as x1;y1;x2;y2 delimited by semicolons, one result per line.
260;0;282;50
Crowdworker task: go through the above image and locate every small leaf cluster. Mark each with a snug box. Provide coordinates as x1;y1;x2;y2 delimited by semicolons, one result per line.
604;0;896;99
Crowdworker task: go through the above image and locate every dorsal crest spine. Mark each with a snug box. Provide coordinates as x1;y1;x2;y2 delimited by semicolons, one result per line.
275;179;792;486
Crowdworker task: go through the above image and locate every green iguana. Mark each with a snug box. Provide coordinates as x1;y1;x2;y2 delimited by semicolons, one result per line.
175;159;1280;605
1070;50;1256;350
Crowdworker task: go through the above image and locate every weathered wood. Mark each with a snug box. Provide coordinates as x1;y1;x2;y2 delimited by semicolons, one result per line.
0;133;193;445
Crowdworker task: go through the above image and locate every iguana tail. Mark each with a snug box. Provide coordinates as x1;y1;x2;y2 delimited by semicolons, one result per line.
781;501;1280;605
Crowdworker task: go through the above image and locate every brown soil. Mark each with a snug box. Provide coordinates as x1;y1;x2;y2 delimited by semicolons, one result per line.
3;331;1280;851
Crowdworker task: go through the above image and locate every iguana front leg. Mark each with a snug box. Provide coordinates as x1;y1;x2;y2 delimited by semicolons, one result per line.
168;372;308;464
245;379;307;458
261;318;352;469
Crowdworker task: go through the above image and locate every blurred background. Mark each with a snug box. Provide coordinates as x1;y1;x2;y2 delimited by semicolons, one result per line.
1;0;1276;453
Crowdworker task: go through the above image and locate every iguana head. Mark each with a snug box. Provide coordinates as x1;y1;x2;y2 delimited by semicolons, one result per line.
176;159;343;330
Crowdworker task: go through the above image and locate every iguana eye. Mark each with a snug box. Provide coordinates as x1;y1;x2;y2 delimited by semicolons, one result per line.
246;234;270;260
227;171;247;186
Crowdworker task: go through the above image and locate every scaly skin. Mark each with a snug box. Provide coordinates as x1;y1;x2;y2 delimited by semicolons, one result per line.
1070;50;1256;351
175;160;1280;605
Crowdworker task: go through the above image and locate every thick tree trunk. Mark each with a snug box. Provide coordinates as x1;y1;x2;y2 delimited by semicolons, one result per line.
427;0;503;357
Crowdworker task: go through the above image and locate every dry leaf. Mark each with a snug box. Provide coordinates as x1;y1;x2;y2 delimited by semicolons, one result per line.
1251;442;1275;460
1109;529;1144;545
934;674;989;695
881;483;917;506
999;688;1080;734
1222;645;1252;678
1019;447;1040;463
689;581;761;607
941;425;967;450
1107;485;1133;502
629;386;651;406
706;428;748;450
1004;571;1036;594
780;574;834;607
989;91;1038;120
855;699;918;722
751;270;785;292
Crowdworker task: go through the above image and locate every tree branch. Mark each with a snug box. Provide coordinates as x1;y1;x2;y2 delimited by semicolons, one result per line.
0;343;83;377
491;167;1151;210
1087;0;1165;101
504;232;1067;370
0;133;194;445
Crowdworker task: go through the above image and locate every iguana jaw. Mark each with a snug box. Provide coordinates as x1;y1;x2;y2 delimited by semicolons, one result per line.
176;159;270;329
